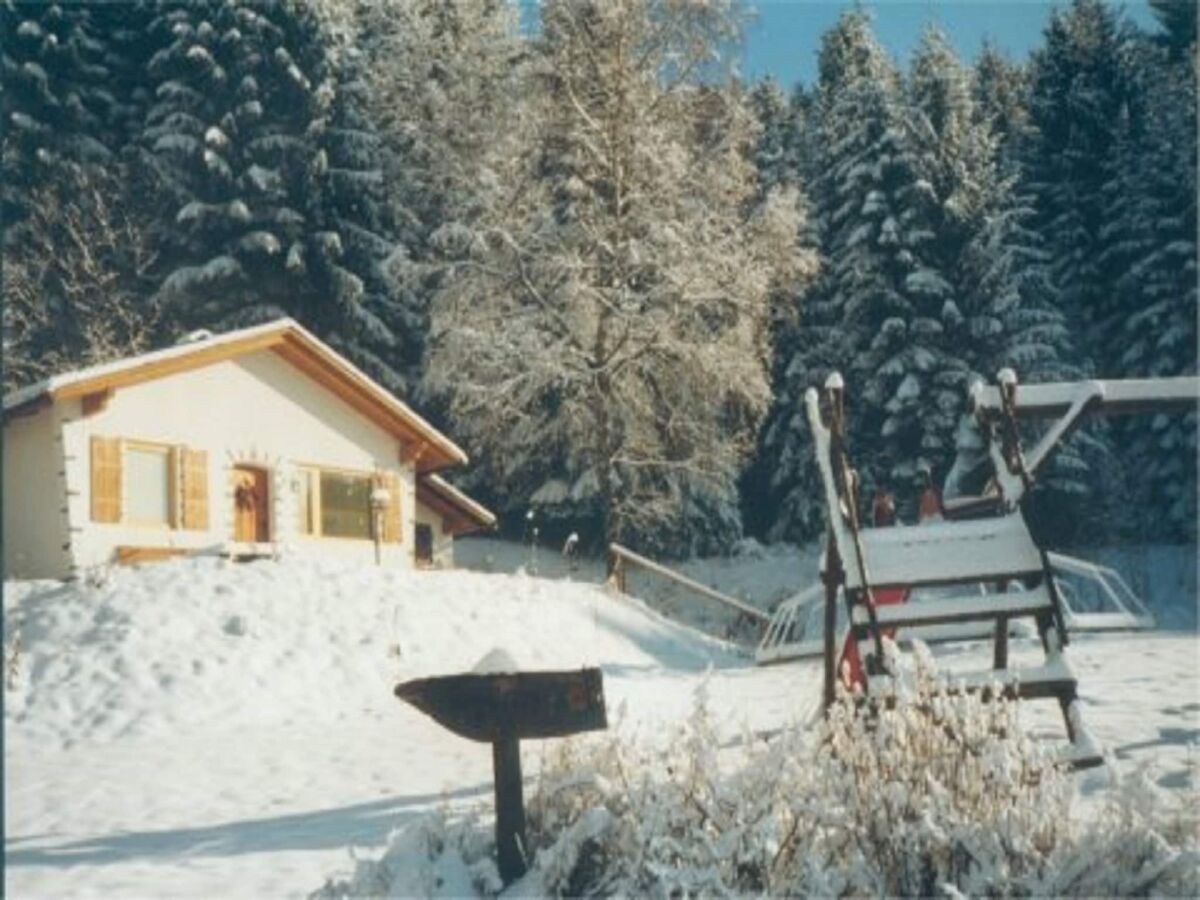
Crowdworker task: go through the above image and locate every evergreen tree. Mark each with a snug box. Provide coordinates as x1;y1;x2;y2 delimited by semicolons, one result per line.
141;0;415;391
1022;0;1128;351
742;78;819;538
359;0;526;392
1147;0;1197;59
749;78;803;196
302;41;422;392
362;0;524;248
908;25;996;246
972;41;1029;171
1;1;141;236
1098;36;1198;540
762;12;966;538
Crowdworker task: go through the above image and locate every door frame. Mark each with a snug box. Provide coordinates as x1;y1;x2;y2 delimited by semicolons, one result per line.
231;464;272;543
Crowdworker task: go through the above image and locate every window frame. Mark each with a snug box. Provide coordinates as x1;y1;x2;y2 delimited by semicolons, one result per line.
295;463;383;542
414;522;435;566
121;439;177;529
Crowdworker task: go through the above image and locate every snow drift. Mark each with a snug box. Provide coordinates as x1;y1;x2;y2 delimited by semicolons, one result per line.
4;555;737;751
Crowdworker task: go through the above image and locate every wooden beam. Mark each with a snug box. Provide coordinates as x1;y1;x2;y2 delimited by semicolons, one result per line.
81;389;112;417
400;441;429;467
972;376;1199;419
116;546;189;565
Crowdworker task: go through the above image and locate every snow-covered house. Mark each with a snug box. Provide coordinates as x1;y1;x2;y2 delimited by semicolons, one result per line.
1;319;495;580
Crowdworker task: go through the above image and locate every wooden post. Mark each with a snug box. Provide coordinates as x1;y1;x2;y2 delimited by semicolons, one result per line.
395;667;607;887
822;534;843;713
993;615;1009;670
492;733;527;885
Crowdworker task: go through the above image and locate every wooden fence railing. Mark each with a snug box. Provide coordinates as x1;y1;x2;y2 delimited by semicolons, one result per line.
608;542;770;626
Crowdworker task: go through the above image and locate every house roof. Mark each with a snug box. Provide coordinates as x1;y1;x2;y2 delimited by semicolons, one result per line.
417;474;497;535
2;318;468;473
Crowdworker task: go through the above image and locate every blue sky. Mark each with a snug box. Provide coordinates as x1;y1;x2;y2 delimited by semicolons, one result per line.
741;1;1159;88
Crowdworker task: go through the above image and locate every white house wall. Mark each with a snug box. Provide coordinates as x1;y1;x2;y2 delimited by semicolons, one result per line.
413;499;455;568
2;402;72;579
61;349;419;575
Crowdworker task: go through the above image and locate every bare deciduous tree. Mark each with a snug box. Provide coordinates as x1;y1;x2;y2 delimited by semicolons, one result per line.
3;162;161;393
424;0;816;557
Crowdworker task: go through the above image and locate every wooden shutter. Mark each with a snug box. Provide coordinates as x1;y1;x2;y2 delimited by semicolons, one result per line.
180;447;209;531
382;472;402;543
90;436;122;523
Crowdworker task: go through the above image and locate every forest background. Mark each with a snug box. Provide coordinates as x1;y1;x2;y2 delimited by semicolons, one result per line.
3;0;1195;557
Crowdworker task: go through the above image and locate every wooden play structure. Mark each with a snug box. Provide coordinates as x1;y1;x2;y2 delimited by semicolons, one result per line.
804;370;1198;769
757;551;1157;665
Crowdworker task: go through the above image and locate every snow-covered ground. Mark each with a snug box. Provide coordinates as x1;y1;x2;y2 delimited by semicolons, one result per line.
4;552;1198;898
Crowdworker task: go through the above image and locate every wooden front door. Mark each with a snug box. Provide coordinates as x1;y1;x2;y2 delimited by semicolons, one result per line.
232;466;270;542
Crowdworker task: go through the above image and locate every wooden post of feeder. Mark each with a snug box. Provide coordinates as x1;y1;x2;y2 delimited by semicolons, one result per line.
395;666;607;886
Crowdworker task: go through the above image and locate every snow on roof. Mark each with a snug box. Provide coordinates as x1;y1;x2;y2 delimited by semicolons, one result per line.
2;318;288;413
2;318;468;472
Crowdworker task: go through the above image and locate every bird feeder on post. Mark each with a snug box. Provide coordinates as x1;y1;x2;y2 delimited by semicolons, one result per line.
395;664;607;886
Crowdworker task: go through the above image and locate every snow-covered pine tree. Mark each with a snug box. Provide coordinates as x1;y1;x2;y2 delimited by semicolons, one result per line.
423;0;810;557
300;40;421;394
749;78;803;197
1147;0;1197;60
142;0;414;390
142;0;320;325
1097;34;1197;540
2;2;163;388
1;1;134;237
973;41;1029;170
1022;0;1128;353
743;78;822;539
358;0;526;392
908;25;996;254
767;12;966;536
362;0;524;250
747;77;819;345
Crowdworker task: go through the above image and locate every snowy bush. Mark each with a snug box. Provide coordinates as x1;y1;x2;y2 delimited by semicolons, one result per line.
319;646;1198;897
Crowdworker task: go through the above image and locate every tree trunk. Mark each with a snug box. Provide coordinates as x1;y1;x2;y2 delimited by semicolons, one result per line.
594;372;621;577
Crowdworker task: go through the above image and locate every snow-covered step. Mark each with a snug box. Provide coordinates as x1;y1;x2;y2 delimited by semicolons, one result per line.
850;513;1044;590
862;656;1077;703
1059;743;1105;770
851;585;1053;629
936;654;1077;701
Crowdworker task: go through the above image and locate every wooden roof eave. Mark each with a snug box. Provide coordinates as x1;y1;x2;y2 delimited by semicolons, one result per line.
417;482;495;535
2;393;52;422
2;321;469;474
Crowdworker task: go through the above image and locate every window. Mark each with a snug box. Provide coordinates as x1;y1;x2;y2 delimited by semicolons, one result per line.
124;444;171;526
321;470;372;539
297;466;381;541
415;523;434;565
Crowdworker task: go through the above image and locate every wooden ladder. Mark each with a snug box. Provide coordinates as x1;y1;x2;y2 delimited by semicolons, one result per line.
806;374;1104;770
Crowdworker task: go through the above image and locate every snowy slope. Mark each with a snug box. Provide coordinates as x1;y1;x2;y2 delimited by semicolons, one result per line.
4;556;1197;898
4;557;737;751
